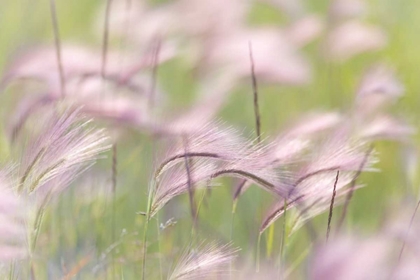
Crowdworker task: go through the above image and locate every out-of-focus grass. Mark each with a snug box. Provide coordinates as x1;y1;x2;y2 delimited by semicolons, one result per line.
1;0;420;278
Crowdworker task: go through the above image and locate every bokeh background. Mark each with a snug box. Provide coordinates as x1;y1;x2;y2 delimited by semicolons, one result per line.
1;0;420;278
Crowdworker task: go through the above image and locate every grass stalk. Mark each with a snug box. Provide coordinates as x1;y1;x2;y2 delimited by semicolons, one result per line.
248;41;261;142
142;29;161;280
256;233;262;272
156;214;163;280
389;198;420;279
398;198;420;260
266;223;275;258
337;145;374;231
111;143;117;279
326;170;339;241
8;261;15;280
182;136;197;224
148;38;161;110
101;0;113;80
29;192;52;280
279;199;288;277
141;185;154;280
49;0;65;97
230;204;236;279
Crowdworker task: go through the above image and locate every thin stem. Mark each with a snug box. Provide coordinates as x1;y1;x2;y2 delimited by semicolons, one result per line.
156;215;163;280
116;0;132;77
142;219;149;280
260;194;305;234
388;198;420;280
279;199;288;277
142;49;160;280
243;45;264;258
31;192;52;253
256;234;262;272
49;0;65;97
148;38;161;110
155;152;221;180
398;198;420;260
337;145;374;231
234;42;262;223
9;261;15;280
112;144;117;195
229;206;236;280
182;136;197;224
189;183;209;242
30;192;52;280
143;31;161;280
212;169;283;196
248;42;261;142
111;144;117;279
266;223;275;258
233;179;247;201
142;182;154;280
326;170;339;241
141;217;150;280
101;0;113;79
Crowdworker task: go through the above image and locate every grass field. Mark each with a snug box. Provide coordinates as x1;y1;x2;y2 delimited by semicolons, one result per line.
1;0;420;279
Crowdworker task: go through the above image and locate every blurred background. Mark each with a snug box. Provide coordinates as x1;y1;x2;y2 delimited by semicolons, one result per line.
1;0;420;278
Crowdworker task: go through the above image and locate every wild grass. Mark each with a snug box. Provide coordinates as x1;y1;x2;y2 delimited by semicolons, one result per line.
0;0;419;279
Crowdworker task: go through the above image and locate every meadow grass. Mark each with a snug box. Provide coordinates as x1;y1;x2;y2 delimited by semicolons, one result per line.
1;0;420;279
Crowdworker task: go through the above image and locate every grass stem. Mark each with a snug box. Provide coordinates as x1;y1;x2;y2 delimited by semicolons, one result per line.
326;170;339;241
279;199;288;277
337;145;374;231
49;0;65;97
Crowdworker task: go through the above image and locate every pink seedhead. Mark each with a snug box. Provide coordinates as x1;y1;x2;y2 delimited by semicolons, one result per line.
285;15;324;47
95;0;177;47
325;21;387;62
358;114;415;142
4;45;123;93
329;0;366;20
260;172;357;234
155;122;249;178
168;241;238;280
151;159;217;217
0;172;27;262
218;140;291;197
175;0;249;36
351;65;414;142
310;217;420;280
310;236;391;280
206;28;311;85
357;65;404;100
234;112;342;200
151;123;291;217
260;128;376;234
6;49;232;140
3;44;174;94
295;130;376;181
273;112;342;164
17;106;110;197
3;43;173;138
355;65;404;115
